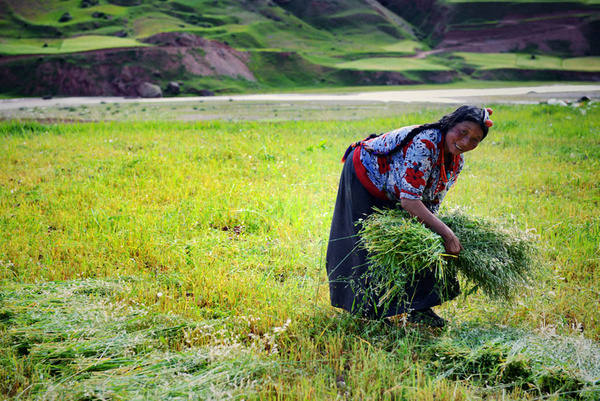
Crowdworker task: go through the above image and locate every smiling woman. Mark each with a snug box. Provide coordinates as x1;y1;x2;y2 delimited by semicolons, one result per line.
326;105;493;327
444;120;484;156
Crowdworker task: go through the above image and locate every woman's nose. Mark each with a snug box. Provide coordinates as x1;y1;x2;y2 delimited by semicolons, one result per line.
460;137;474;150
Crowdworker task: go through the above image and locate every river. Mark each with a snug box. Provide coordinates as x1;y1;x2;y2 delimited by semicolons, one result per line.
1;84;599;111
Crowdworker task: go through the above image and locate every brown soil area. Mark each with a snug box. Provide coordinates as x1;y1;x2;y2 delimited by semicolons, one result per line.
0;33;255;97
140;32;254;81
437;14;592;55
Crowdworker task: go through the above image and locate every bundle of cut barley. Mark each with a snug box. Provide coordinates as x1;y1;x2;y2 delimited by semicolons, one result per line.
358;208;536;306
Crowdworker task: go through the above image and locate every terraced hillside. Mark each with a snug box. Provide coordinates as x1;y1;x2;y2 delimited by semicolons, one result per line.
0;0;599;96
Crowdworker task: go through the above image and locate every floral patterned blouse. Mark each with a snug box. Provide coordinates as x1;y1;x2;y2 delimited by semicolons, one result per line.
354;126;463;214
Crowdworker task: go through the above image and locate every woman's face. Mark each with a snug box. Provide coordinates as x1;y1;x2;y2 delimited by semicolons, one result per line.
444;121;484;156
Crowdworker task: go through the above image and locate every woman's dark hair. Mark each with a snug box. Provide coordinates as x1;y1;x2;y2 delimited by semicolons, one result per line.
394;105;489;153
343;105;490;161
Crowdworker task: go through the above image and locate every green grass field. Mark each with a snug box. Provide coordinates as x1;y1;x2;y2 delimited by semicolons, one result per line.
457;52;600;71
0;35;150;55
1;103;599;399
382;40;424;53
563;57;600;72
336;57;452;72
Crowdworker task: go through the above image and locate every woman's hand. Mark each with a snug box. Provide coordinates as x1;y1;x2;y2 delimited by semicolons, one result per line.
441;230;463;255
400;198;463;255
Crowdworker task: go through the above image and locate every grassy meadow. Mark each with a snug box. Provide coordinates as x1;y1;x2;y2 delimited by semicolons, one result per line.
1;102;600;399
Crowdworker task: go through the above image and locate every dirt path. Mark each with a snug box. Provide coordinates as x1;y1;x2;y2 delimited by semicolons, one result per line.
1;84;599;111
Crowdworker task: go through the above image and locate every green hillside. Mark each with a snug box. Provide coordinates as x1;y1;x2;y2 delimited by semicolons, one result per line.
0;0;599;96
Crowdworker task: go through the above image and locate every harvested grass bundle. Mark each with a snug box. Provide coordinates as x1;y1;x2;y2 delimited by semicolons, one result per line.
358;208;536;307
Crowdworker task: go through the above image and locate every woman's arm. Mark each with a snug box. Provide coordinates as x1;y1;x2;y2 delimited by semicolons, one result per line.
400;198;463;255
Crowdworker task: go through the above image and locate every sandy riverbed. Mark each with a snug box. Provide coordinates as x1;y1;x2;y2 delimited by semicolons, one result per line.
1;84;599;112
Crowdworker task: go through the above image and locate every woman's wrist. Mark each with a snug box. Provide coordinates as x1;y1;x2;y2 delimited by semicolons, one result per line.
439;227;455;241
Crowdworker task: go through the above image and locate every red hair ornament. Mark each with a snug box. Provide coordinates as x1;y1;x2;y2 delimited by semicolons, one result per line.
484;107;494;128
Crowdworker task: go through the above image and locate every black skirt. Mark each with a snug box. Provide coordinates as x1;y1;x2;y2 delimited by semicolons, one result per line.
325;149;459;319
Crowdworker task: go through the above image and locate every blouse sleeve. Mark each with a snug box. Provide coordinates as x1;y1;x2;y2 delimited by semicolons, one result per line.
392;137;436;201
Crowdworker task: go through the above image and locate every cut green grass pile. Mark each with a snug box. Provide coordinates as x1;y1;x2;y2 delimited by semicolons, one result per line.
442;210;535;299
0;279;283;399
426;324;600;397
359;208;536;309
2;280;599;399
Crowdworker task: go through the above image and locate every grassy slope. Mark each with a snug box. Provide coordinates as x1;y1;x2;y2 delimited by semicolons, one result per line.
0;0;435;91
0;0;596;61
1;103;599;399
0;0;599;95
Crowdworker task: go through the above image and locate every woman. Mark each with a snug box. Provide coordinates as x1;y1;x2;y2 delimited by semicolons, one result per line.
326;105;493;327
